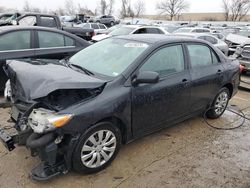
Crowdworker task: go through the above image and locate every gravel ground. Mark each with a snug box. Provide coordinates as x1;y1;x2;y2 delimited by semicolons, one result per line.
0;90;250;188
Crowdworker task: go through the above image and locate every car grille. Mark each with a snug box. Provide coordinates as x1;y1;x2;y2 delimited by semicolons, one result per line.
241;45;250;59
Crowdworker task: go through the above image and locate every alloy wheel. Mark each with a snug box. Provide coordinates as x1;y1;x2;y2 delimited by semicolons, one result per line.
81;130;117;168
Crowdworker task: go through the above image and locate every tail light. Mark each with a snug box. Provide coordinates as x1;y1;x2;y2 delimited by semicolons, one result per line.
91;31;96;37
239;64;244;73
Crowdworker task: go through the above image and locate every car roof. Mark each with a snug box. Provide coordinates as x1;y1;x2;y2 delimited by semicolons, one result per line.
114;34;206;44
175;32;215;38
121;25;163;29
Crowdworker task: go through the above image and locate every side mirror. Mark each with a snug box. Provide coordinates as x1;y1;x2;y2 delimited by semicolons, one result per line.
132;71;159;86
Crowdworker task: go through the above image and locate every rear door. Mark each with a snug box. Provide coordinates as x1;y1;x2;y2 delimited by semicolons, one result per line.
186;43;224;112
0;30;34;90
34;30;81;59
132;44;191;136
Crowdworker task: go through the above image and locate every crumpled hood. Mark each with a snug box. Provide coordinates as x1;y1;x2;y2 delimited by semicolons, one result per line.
226;33;250;45
6;59;106;102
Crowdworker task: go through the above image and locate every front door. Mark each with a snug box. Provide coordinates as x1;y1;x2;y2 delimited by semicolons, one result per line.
131;44;191;137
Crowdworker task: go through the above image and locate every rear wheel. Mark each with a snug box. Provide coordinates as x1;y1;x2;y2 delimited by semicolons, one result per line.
206;87;230;119
110;21;114;26
72;122;121;173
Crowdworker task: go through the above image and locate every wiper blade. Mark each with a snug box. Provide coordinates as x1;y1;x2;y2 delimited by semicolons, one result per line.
69;63;95;76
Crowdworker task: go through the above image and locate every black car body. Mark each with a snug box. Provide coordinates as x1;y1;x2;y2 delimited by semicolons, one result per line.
0;26;90;91
15;13;95;41
0;35;240;180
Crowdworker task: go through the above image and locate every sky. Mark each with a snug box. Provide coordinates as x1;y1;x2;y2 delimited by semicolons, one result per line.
0;0;224;15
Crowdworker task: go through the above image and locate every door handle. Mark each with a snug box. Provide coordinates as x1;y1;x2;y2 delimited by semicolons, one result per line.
182;79;189;83
217;70;222;75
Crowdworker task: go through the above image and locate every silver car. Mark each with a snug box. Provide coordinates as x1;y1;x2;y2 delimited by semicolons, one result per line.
175;33;229;56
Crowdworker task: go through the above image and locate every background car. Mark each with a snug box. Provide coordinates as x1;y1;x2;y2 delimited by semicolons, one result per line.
0;26;90;91
91;15;118;26
174;27;211;34
76;23;107;35
175;33;229;55
92;25;169;42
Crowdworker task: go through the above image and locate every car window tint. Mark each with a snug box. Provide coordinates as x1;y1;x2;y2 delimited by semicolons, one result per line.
92;24;100;29
134;28;147;34
18;16;37;26
211;51;220;64
146;28;160;34
40;17;57;27
140;45;185;77
65;36;75;46
38;31;64;48
187;44;213;67
99;24;106;29
0;31;30;51
205;36;217;44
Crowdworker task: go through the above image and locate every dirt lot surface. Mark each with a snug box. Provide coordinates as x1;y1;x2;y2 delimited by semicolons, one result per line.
0;89;250;188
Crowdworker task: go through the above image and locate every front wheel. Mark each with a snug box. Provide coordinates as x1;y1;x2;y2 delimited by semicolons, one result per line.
206;87;230;119
72;122;121;173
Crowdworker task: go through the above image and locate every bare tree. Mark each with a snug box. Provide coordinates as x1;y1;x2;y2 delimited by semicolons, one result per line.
0;6;6;13
222;0;230;21
64;0;76;15
108;0;115;15
156;0;189;21
23;1;31;12
231;0;250;21
100;0;108;15
120;0;128;18
134;0;145;17
221;0;250;21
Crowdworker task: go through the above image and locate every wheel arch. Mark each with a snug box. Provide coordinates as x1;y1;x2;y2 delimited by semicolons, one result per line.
222;83;233;98
94;116;128;144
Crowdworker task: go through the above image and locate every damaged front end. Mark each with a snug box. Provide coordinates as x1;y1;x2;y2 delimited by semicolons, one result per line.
0;59;106;180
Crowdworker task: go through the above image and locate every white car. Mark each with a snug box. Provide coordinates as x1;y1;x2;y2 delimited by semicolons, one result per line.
175;33;229;56
174;27;211;34
76;23;107;34
92;25;169;42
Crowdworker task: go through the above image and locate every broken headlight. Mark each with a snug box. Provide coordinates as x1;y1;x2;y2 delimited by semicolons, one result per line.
4;80;12;101
28;108;73;134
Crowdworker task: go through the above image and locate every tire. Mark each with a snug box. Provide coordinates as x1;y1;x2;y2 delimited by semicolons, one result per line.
206;87;230;119
72;122;121;174
110;21;114;26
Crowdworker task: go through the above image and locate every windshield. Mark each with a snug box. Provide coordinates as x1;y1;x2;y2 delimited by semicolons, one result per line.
109;27;135;36
174;28;192;33
69;38;149;77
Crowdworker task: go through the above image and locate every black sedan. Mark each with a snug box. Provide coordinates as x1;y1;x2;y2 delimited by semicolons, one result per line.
0;26;90;91
1;35;240;180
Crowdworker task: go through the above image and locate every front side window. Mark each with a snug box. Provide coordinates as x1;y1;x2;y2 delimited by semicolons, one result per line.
92;24;100;29
187;44;215;67
205;36;217;44
69;38;149;77
0;31;31;51
145;28;161;34
18;16;37;26
140;45;185;77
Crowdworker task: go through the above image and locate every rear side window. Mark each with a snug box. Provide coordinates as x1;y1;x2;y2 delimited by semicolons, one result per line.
91;24;100;29
0;31;31;51
38;31;75;48
40;17;57;27
187;44;218;67
18;16;37;26
140;45;185;77
145;28;161;34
